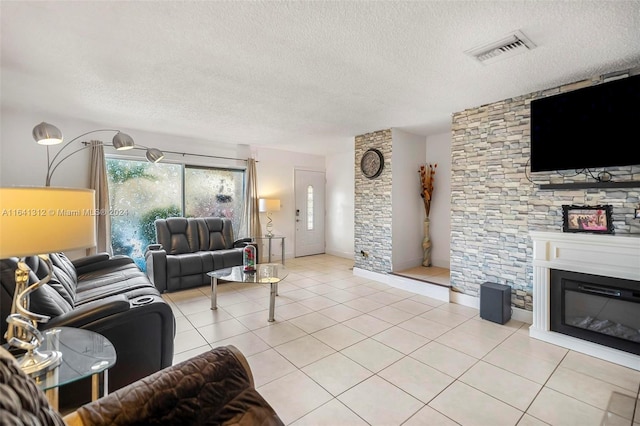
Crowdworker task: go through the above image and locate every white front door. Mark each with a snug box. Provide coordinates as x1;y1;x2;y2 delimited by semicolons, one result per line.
294;169;325;257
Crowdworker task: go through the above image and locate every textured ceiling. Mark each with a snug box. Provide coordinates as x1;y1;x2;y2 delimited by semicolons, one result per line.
2;1;639;155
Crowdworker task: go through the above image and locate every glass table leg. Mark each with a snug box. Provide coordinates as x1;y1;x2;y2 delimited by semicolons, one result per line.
45;387;59;411
91;373;99;401
268;282;277;322
91;370;108;401
211;276;218;310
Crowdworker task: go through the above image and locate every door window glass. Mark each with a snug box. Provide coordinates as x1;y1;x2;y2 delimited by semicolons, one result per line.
307;185;314;230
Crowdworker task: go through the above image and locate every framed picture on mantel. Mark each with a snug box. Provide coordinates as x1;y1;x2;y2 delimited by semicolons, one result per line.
562;205;614;234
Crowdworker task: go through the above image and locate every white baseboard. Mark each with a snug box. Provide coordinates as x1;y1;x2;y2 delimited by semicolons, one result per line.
511;307;533;324
352;268;533;324
353;268;449;302
450;293;533;324
450;291;478;308
388;274;450;302
325;249;354;260
353;267;391;284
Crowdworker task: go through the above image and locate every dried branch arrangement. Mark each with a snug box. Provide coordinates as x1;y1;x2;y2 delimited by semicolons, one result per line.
419;163;437;218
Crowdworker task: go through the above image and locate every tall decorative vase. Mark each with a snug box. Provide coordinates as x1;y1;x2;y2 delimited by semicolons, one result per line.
422;219;432;267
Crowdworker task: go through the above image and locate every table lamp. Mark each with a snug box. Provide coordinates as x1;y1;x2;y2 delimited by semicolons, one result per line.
259;198;281;237
0;187;96;374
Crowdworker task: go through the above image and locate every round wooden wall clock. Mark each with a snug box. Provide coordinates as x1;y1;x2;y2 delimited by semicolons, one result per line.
360;148;384;179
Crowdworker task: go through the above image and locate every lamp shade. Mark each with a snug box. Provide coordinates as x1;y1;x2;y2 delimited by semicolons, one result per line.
112;132;135;150
259;199;281;213
146;148;165;163
32;122;63;145
0;187;96;258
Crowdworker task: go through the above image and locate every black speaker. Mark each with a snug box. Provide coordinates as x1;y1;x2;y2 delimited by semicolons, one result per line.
480;282;512;324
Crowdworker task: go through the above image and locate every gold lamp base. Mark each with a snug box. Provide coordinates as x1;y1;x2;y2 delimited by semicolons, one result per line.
5;256;63;375
266;212;274;237
18;348;62;376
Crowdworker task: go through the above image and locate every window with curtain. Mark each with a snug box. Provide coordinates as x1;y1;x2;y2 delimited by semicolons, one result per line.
106;158;245;270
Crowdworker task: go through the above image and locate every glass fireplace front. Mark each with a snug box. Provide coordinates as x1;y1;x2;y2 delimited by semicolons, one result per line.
550;269;640;356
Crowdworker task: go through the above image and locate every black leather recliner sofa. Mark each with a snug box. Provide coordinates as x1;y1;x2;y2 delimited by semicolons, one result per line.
145;217;256;293
0;252;175;406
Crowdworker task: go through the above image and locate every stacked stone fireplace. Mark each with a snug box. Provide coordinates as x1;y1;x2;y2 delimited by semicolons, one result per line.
530;231;640;370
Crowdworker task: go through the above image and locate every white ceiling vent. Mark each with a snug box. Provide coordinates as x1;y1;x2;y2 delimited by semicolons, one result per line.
465;30;536;65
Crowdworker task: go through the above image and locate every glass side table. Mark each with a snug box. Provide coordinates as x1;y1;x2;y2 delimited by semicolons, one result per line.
22;327;116;410
251;235;285;265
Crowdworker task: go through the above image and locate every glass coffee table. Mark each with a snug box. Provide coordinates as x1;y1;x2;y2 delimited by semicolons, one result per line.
207;264;288;322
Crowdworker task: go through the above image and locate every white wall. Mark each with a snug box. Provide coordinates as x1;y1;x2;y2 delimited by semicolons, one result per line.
325;148;355;259
0;108;251;188
254;147;325;261
391;129;427;271
426;131;452;269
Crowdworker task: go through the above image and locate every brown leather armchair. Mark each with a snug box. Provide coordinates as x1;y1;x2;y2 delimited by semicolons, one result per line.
0;345;283;425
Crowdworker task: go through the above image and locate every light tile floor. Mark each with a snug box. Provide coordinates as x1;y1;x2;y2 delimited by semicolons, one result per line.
163;254;640;426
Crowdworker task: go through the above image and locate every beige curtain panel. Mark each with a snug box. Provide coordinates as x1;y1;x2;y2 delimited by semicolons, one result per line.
89;140;112;255
240;158;261;239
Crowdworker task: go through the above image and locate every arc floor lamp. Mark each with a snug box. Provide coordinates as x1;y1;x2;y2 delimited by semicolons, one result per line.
32;122;165;186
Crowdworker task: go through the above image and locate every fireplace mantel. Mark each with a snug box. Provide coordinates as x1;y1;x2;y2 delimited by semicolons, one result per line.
529;231;640;370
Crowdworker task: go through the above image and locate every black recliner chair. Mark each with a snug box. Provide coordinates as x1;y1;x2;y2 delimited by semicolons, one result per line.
0;252;175;408
145;217;257;292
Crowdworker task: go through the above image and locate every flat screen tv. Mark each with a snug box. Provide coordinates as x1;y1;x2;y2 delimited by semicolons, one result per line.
530;74;640;172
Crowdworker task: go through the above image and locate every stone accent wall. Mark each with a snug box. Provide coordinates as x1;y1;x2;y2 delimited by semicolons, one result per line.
354;129;393;273
451;71;640;310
